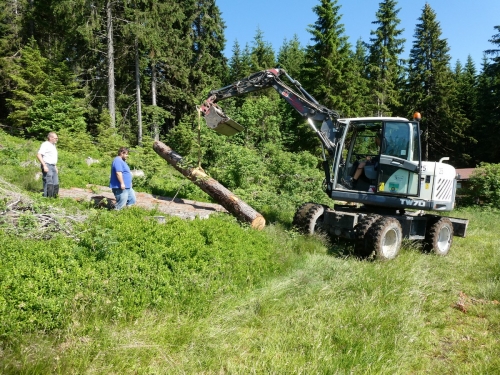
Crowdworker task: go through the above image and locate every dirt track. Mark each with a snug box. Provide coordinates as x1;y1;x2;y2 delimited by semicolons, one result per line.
58;185;227;220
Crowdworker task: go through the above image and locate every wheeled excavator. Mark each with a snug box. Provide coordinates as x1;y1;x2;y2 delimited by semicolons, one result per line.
200;68;468;260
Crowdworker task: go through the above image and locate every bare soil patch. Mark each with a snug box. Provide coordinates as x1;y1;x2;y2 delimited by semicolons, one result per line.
59;185;227;220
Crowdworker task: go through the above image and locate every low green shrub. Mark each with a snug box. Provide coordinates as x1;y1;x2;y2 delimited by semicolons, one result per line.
56;128;98;155
462;162;500;208
0;206;298;340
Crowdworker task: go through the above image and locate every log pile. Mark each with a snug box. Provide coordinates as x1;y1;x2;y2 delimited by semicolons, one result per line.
153;141;265;230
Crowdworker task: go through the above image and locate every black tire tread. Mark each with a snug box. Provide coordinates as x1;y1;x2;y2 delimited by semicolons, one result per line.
365;217;402;260
354;214;381;257
424;217;453;255
293;202;326;235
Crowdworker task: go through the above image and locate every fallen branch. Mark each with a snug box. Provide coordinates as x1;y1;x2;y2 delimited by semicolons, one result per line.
0;176;87;240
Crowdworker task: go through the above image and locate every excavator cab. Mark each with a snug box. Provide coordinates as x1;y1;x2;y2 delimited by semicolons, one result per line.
332;118;424;206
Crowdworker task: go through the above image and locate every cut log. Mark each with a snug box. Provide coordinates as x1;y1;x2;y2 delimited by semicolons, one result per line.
90;195;116;209
153;141;265;230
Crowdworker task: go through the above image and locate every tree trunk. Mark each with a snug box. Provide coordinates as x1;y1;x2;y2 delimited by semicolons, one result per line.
152;141;265;230
151;59;159;141
135;38;142;146
107;0;116;128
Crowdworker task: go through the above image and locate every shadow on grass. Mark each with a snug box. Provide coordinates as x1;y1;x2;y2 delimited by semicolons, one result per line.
325;237;358;259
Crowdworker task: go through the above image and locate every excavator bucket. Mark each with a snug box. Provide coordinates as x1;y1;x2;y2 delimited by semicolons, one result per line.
203;105;245;136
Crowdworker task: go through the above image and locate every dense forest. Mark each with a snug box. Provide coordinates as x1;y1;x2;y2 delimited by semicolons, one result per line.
0;0;499;168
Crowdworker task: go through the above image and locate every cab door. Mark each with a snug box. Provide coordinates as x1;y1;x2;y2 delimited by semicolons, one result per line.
377;121;421;196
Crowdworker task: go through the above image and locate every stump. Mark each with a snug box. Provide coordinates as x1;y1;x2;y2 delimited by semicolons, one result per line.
90;195;116;210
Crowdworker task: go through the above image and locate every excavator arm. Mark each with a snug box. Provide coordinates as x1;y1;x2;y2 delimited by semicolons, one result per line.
199;68;340;156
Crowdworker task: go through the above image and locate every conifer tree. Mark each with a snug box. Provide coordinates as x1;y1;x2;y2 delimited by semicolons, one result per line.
405;4;457;162
6;39;86;137
135;0;181;140
190;0;227;92
147;0;192;134
0;0;29;121
276;36;312;151
50;0;124;131
277;35;305;78
366;0;405;116
154;0;226;132
347;39;372;116
475;26;500;163
303;0;352;116
228;40;252;83
250;28;275;72
6;39;49;130
451;56;477;166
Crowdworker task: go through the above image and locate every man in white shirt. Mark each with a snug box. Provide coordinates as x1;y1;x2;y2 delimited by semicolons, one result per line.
36;132;59;197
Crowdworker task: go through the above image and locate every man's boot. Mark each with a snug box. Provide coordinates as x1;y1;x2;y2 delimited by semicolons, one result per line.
53;185;59;198
46;184;54;198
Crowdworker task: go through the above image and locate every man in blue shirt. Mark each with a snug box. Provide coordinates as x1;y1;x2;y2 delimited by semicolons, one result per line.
109;147;136;210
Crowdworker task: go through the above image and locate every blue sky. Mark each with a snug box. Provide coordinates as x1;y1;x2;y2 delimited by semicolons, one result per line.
216;0;500;68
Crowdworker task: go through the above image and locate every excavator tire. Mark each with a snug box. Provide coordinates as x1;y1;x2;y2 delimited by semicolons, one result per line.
364;217;403;260
423;217;453;255
292;202;314;229
292;203;325;235
353;214;381;257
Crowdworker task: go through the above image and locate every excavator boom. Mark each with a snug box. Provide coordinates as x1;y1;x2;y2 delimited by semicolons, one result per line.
199;69;340;153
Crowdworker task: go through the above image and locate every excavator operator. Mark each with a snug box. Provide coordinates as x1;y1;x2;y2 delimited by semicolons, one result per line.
350;131;382;189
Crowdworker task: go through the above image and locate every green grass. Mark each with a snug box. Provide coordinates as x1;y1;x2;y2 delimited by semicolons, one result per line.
1;207;499;374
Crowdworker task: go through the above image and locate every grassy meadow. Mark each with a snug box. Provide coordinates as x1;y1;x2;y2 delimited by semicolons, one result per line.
0;131;499;374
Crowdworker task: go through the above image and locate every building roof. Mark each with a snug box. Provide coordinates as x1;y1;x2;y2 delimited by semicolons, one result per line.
456;168;475;180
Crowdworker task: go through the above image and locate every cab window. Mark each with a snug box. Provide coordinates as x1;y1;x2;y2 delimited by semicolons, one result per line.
383;122;409;160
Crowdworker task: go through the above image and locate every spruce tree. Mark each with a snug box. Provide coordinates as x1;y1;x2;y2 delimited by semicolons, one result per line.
366;0;405;116
250;28;275;72
154;0;227;132
135;0;181;140
406;4;458;162
277;35;305;78
0;0;28;121
6;39;49;130
276;36;313;151
348;39;371;117
475;26;500;163
51;0;123;131
303;0;352;116
451;56;477;166
7;39;86;137
189;0;227;92
228;41;248;82
149;0;193;133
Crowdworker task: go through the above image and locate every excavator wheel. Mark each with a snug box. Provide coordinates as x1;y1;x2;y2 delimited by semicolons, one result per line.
364;217;403;260
423;217;453;255
353;214;381;257
292;203;325;235
292;203;313;231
